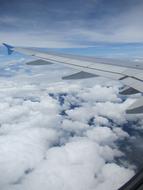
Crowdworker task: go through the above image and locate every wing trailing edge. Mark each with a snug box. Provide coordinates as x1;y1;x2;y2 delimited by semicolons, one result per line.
26;59;54;65
126;97;143;114
3;43;143;114
62;71;98;80
119;86;140;95
120;77;143;94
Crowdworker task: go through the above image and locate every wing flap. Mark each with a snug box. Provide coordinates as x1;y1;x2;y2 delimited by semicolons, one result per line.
126;97;143;114
120;77;143;93
119;86;140;95
62;71;98;80
26;59;53;65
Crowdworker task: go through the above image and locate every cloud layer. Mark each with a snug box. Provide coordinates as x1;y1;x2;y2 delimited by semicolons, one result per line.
0;66;137;190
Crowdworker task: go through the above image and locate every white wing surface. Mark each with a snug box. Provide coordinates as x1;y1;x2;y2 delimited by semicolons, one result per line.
3;43;143;114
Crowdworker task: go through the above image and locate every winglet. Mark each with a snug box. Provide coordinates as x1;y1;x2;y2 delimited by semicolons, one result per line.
3;43;14;55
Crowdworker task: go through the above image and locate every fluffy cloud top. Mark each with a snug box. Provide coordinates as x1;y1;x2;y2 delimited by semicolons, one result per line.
0;72;137;190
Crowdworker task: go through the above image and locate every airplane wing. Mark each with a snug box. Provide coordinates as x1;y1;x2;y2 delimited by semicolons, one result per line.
3;43;143;114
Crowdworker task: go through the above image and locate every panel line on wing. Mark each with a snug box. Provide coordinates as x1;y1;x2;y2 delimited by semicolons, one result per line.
36;56;126;77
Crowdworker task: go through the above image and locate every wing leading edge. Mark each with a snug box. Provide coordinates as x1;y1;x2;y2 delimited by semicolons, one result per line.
3;43;143;114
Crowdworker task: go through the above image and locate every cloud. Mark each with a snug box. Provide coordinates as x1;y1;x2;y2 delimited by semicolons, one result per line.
0;48;143;190
0;66;138;190
85;126;129;145
95;163;134;190
0;127;59;187
4;139;134;190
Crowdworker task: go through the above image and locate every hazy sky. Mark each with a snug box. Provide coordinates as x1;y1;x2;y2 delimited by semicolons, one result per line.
0;0;143;47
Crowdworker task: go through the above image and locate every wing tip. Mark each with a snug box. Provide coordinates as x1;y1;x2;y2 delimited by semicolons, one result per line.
2;43;14;55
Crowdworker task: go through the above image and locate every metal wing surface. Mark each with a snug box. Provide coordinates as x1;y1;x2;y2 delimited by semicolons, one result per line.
3;43;143;114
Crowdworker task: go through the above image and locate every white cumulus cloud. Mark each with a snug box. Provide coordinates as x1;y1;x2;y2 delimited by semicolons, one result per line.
0;59;140;190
